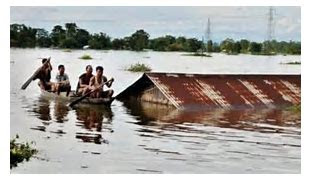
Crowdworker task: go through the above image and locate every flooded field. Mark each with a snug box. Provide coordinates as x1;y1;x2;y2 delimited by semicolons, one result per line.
10;48;301;173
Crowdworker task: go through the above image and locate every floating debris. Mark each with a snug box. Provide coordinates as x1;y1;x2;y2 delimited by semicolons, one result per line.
10;135;37;168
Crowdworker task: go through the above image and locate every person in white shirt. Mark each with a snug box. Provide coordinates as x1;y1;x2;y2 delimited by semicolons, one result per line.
54;64;71;96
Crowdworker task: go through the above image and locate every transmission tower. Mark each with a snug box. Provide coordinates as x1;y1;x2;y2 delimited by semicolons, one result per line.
205;18;211;53
267;7;276;41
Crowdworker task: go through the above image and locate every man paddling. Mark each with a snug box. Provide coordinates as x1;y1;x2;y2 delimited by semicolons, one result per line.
54;64;71;96
76;65;94;96
34;58;53;90
89;66;114;98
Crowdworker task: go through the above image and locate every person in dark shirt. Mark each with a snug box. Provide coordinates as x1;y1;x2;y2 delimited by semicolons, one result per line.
34;58;53;90
76;65;94;96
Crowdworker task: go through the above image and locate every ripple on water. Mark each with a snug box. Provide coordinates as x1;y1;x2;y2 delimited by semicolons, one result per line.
11;48;300;173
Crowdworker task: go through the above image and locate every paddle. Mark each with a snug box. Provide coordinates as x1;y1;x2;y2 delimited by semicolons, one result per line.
21;57;51;90
68;79;113;108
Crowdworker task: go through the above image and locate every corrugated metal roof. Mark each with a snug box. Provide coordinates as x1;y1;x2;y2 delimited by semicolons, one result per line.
116;72;301;110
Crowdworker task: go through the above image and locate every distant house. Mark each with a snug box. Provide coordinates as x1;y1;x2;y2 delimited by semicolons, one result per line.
83;45;90;49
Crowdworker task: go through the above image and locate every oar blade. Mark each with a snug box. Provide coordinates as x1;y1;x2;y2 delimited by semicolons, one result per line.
21;78;33;90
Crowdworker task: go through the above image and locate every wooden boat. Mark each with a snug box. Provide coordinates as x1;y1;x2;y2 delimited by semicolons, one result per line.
41;90;115;106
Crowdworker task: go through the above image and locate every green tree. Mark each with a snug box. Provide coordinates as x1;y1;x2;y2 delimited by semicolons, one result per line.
233;41;241;54
36;28;52;47
88;33;111;49
75;28;90;48
262;40;276;55
111;38;126;50
240;39;250;53
10;24;37;47
50;25;66;47
9;23;301;55
184;38;201;52
207;40;213;53
65;23;78;38
176;37;187;44
129;29;149;51
286;41;301;55
149;36;171;51
249;42;262;54
220;38;235;54
60;37;78;48
212;42;221;52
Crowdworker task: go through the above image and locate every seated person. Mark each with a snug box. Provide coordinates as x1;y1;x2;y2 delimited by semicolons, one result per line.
34;58;53;90
89;66;114;98
54;64;71;96
76;65;94;96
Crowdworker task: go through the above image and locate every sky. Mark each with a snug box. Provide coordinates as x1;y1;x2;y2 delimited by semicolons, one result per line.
10;6;301;42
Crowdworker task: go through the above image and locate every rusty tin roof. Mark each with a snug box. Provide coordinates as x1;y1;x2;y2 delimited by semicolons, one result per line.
116;72;301;110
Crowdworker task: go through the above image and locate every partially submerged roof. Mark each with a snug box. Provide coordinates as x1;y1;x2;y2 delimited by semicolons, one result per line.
116;72;301;110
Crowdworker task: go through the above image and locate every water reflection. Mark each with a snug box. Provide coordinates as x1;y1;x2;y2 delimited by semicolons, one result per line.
54;101;70;123
123;100;301;166
31;96;52;122
11;48;301;173
75;105;113;144
28;94;115;144
123;100;301;134
29;95;70;135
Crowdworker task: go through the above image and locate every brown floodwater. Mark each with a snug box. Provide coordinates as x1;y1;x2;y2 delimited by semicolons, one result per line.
10;48;300;173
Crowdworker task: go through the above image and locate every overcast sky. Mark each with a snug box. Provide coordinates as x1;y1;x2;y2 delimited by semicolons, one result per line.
10;6;300;42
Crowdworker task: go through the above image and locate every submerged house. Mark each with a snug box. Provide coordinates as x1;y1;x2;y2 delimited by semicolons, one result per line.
116;72;301;110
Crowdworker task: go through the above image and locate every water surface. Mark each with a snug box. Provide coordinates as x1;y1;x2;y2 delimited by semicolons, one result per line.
10;48;301;173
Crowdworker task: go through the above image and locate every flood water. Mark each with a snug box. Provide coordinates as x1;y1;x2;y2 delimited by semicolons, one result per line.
10;48;301;173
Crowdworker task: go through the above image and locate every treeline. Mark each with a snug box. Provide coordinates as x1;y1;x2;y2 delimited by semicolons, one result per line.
10;23;301;55
216;38;301;55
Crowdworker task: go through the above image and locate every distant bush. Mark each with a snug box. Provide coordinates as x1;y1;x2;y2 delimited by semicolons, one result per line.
280;61;301;65
182;52;212;57
127;63;152;72
286;61;301;65
79;54;92;60
63;49;72;52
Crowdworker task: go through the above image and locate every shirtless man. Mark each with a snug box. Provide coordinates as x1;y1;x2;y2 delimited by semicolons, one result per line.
35;58;53;90
89;66;114;98
76;65;94;96
54;65;71;96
